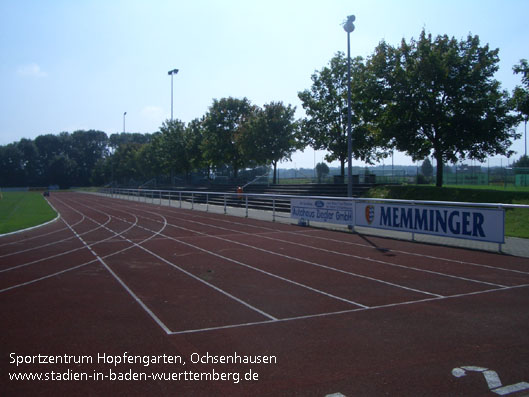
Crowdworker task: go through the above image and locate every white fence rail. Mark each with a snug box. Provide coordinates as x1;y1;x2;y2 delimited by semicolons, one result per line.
100;187;529;251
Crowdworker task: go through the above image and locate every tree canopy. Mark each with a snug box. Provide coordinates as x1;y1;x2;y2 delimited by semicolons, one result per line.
367;30;519;186
1;29;525;189
298;52;385;177
239;101;300;183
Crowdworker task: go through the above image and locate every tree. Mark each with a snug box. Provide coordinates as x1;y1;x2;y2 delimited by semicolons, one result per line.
69;130;108;186
135;133;165;181
48;154;78;188
0;143;25;186
513;59;529;156
158;119;190;178
34;134;64;185
17;139;40;185
421;158;433;178
109;132;151;150
315;162;330;183
111;143;142;184
298;52;384;178
240;101;299;184
368;30;519;187
185;118;207;177
513;155;529;168
202;97;256;178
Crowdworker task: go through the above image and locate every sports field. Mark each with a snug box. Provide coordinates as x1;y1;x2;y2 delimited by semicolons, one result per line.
1;192;528;396
0;191;57;234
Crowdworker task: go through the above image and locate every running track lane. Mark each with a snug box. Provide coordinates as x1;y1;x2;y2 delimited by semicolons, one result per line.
1;191;528;396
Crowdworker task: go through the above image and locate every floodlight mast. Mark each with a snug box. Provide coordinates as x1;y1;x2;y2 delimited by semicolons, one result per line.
343;15;355;197
168;68;179;120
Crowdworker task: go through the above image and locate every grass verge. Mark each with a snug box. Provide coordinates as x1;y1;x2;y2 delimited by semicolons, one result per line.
0;191;57;234
364;185;529;239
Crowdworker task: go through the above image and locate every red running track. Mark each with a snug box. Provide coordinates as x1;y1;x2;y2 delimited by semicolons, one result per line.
1;191;529;396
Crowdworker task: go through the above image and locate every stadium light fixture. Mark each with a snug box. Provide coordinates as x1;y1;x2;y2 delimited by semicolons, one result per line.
123;111;127;133
343;15;355;197
168;68;179;120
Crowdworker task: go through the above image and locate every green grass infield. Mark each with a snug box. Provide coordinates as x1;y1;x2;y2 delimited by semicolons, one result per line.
0;191;58;235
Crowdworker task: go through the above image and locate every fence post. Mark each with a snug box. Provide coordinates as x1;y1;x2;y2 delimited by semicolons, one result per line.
245;195;248;218
169;191;171;207
272;198;276;222
224;195;227;214
498;204;504;253
179;192;182;208
352;198;357;233
191;193;194;210
411;201;416;242
206;193;209;212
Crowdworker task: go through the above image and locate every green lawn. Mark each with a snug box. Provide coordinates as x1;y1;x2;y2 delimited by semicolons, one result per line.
364;185;529;239
0;191;57;234
443;184;529;193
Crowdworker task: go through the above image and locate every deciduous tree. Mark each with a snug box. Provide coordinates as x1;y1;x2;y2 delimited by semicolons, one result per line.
298;53;384;178
202;97;256;178
240;101;299;184
368;30;518;187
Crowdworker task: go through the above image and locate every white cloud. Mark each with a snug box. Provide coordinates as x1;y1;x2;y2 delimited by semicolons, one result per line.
16;63;47;77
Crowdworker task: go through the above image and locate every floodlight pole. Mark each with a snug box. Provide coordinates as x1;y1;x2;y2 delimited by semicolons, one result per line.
343;15;355;197
168;68;179;120
123;112;127;133
524;116;527;157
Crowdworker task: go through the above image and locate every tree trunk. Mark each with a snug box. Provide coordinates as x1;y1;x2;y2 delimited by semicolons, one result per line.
273;161;277;184
435;152;444;187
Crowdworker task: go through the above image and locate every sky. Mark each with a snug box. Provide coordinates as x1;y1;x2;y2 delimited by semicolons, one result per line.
1;0;528;169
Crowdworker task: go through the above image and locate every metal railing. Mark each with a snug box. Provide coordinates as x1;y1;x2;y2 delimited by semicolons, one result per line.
101;187;528;218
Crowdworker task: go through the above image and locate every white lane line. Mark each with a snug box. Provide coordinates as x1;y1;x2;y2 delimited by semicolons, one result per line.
84;199;369;308
148;206;511;288
0;215;137;273
296;230;529;276
58;202;173;334
0;213;112;259
168;282;529;335
0;261;97;293
123;205;443;298
0;212;61;238
0;217;82;249
158;204;529;276
61;197;279;323
254;234;507;288
1;214;170;294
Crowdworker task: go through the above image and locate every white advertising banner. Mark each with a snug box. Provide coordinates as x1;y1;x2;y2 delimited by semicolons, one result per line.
290;199;353;226
355;202;505;243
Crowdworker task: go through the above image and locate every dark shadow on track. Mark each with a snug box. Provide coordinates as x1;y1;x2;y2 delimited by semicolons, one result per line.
358;234;396;257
